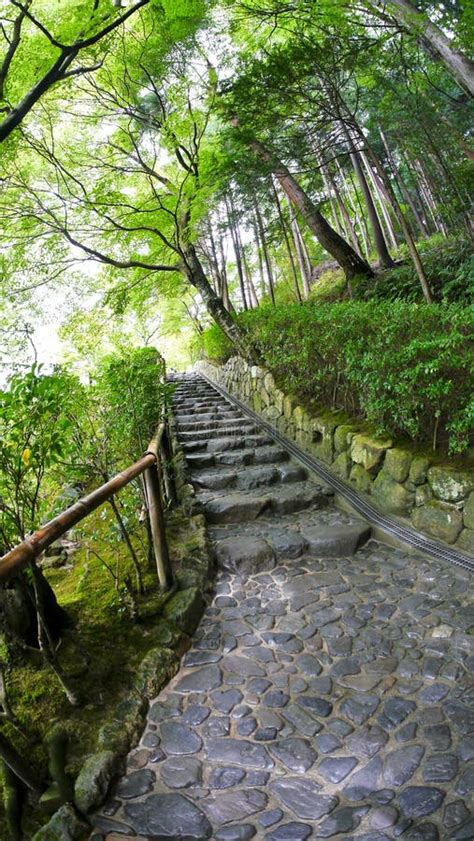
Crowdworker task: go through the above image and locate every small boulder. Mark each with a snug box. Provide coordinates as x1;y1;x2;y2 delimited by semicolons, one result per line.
384;448;412;483
412;500;463;544
163;588;204;635
215;537;275;575
74;751;117;814
372;471;413;516
427;465;474;503
351;434;392;471
350;464;373;494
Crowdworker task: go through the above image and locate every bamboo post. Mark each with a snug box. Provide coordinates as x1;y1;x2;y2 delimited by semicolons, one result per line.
144;461;174;591
160;431;178;508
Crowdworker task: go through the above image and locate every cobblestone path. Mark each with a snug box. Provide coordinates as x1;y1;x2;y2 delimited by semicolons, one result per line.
93;376;474;840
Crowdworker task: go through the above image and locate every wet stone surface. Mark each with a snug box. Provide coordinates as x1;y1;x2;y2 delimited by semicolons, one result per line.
92;376;474;839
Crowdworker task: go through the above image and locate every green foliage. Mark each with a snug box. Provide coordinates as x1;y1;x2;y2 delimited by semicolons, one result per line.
201;301;474;453
0;365;82;547
356;235;474;303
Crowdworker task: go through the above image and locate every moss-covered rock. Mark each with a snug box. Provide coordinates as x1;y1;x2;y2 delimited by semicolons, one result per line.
333;424;357;454
463;492;474;530
456;527;474;555
351;434;392;471
412;500;463;544
163;587;204;635
33;804;88;841
349;464;373;494
332;451;352;479
283;394;298;420
409;456;431;485
415;484;433;507
135;646;179;697
74;751;117;814
427;465;474;503
384;448;412;483
372;471;413;516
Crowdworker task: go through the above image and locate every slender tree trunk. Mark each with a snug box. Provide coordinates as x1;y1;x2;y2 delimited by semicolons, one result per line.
252;218;268;298
379;127;430;237
271;177;302;302
360;149;399;250
182;244;250;356
370;0;474;96
108;497;144;595
287;202;311;297
320;162;344;235
415;158;449;236
250;139;373;279
344;127;394;268
325;162;363;256
362;140;434;302
253;195;276;304
217;230;233;312
238;229;259;308
399;146;434;233
226;195;249;310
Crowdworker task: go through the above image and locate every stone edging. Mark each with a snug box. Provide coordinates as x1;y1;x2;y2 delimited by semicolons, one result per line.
196;357;474;558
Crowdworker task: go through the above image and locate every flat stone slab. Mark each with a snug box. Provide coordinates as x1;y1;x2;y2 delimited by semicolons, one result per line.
124;793;212;838
205;738;274;769
301;523;371;556
215;536;275;574
269;777;338;820
205;493;270;524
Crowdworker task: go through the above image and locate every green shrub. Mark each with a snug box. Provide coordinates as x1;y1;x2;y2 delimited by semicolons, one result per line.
356;234;474;303
201;301;474;453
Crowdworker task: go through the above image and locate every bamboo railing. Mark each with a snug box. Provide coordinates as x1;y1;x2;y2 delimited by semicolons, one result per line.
0;421;175;590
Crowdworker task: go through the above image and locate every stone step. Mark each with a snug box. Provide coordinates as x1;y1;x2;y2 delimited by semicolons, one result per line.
192;463;308;492
173;403;225;414
185;445;290;471
299;522;372;556
178;417;252;434
176;410;242;424
179;424;259;443
182;433;273;454
202;481;331;524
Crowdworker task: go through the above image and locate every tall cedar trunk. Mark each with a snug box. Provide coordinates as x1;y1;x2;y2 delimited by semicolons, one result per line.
287;201;311;297
226;195;248;310
399;146;435;233
379;128;430;237
344;128;394;268
252;218;268;297
319;161;344;235
372;0;474;96
361;139;433;302
239;230;259;308
182;244;249;356
253;196;276;304
360;150;399;250
217;229;233;312
251;139;372;280
415;158;449;236
271;177;302;302
325;162;363;256
344;166;372;257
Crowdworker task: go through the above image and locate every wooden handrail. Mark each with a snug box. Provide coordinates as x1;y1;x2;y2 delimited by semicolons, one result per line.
0;421;174;589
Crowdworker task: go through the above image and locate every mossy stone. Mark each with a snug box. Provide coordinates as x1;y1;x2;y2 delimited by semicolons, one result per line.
409;456;431;485
427;465;474;503
332;451;352;479
283;395;298;420
74;751;117;814
135;646;179;697
334;424;357;454
412;500;463;544
463;492;474;529
372;471;413;515
33;804;88;841
456;527;474;555
415;484;433;507
163;587;204;635
351;434;392;471
384;448;412;483
350;464;373;494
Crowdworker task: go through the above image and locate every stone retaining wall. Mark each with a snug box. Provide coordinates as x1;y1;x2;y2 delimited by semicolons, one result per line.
196;357;474;556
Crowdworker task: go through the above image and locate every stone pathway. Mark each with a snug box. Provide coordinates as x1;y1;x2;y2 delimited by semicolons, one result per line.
92;376;474;840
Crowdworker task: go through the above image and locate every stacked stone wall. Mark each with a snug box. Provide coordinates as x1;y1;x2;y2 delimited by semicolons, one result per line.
196;357;474;555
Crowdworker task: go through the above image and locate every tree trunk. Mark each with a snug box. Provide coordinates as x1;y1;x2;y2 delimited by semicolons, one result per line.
344;128;394;268
325;162;363;256
372;0;474;96
250;139;372;280
253;195;276;304
226;195;248;310
362;140;434;303
182;244;250;356
271;177;302;302
252;218;268;298
379;128;430;237
288;202;311;297
360;149;399;250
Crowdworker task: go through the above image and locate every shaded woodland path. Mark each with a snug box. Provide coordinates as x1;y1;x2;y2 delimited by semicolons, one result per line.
91;376;474;840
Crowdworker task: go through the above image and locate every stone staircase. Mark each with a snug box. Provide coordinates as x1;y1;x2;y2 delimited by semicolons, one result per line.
173;376;371;569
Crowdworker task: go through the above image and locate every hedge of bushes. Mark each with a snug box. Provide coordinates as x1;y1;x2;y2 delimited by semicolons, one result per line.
199;301;474;454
